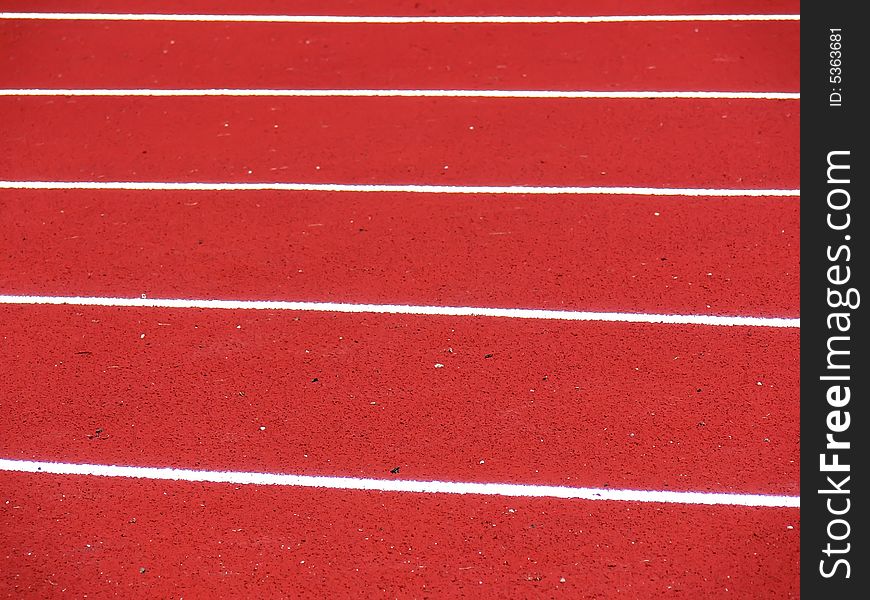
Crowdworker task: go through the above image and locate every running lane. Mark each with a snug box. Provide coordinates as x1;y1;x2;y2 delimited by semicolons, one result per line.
0;21;799;91
0;97;799;188
0;192;800;316
0;305;799;495
0;0;802;16
0;472;800;598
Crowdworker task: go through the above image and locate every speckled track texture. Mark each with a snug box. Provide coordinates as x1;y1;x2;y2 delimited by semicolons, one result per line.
0;1;799;598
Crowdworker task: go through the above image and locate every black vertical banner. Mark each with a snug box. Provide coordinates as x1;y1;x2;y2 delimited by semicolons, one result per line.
802;2;868;597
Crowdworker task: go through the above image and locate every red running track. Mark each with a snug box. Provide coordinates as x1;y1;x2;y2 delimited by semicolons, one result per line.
0;305;799;495
0;471;799;598
0;21;799;91
0;192;799;316
0;2;800;597
0;97;798;188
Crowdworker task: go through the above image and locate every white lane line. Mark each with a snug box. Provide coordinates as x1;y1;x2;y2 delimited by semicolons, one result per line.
0;459;799;508
0;13;801;24
0;181;801;197
0;295;800;328
0;89;800;100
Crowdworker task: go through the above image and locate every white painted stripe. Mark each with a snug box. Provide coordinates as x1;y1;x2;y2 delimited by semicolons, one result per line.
0;12;801;24
0;459;799;508
0;181;801;197
0;295;799;328
0;89;800;100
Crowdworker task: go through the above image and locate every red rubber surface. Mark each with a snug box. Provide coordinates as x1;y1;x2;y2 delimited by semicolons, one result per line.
0;472;799;599
0;0;802;17
0;97;799;188
0;2;800;597
0;21;799;91
0;305;799;495
0;192;799;316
